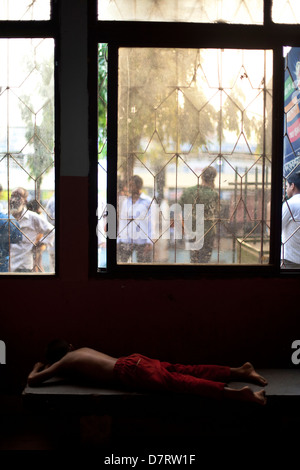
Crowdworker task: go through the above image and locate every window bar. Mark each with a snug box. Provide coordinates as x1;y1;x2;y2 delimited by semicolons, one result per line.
254;166;258;238
260;49;267;263
270;46;283;269
217;154;221;264
264;0;272;25
106;43;118;270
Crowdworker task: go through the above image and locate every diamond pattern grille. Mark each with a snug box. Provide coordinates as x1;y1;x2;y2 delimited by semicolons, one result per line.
272;0;300;24
0;38;55;273
98;0;263;24
0;0;50;20
116;48;272;265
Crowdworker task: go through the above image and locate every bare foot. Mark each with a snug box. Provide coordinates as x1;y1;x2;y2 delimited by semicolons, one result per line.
224;386;267;405
239;386;267;405
230;362;268;386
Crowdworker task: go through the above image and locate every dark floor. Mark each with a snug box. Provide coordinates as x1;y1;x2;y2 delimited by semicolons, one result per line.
2;369;300;450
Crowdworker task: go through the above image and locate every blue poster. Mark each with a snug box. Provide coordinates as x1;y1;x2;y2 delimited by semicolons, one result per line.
284;47;300;177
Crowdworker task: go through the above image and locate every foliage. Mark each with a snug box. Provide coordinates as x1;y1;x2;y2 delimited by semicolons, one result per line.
100;47;266;199
20;47;54;201
98;43;108;160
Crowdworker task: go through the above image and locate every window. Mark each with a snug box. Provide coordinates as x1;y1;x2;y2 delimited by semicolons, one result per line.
116;47;272;266
98;43;108;269
95;0;299;273
98;0;263;24
281;46;300;269
272;0;300;24
0;1;55;274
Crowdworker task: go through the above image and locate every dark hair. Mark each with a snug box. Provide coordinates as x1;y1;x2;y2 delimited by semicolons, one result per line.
202;166;217;184
44;338;71;364
27;200;42;214
131;175;143;190
287;171;300;191
118;179;127;191
11;187;28;200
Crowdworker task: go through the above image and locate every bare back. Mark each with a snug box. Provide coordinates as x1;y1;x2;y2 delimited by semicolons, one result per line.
28;348;119;386
57;348;118;383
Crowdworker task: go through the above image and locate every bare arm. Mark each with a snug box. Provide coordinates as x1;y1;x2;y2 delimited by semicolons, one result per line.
27;361;62;387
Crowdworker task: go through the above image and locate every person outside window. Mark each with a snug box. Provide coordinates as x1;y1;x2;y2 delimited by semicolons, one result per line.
0;208;22;272
9;187;54;272
117;175;155;263
180;166;218;263
45;195;55;272
0;183;4;213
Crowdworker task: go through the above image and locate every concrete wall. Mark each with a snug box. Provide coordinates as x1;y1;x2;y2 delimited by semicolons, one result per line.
1;0;299;394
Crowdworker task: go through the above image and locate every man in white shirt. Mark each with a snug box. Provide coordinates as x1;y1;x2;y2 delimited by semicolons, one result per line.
117;175;154;263
45;195;55;272
9;187;55;272
282;171;300;268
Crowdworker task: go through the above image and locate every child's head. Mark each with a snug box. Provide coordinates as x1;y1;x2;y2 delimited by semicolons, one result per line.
44;338;73;364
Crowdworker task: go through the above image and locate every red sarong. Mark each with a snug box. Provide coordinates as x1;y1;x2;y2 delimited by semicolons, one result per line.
113;353;230;400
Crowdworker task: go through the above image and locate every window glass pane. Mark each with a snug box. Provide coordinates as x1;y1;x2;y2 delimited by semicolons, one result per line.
97;43;108;270
116;47;272;265
98;0;263;24
0;0;50;20
0;38;55;273
282;46;300;269
272;0;300;24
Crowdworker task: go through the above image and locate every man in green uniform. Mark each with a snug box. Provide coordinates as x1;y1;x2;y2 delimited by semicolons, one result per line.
180;166;218;263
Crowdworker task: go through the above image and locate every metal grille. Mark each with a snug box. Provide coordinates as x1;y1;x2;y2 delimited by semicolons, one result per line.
116;48;272;265
272;0;300;24
0;0;50;20
0;38;55;273
98;0;263;24
97;43;108;270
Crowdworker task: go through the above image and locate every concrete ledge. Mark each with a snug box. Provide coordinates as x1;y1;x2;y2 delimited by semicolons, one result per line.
18;370;300;444
22;369;300;417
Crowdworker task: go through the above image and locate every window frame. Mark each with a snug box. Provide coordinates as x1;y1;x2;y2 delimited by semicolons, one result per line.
90;0;300;278
0;0;58;277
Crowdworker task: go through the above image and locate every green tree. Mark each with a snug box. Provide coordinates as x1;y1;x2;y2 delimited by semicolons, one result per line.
117;48;217;199
20;50;54;202
98;43;108;160
101;47;266;204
